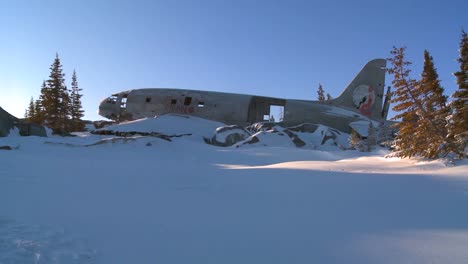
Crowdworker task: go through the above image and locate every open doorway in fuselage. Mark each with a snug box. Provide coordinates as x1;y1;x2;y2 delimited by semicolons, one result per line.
267;105;284;123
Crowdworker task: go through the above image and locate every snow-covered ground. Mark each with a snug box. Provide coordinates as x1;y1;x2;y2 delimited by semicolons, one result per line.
1;116;467;264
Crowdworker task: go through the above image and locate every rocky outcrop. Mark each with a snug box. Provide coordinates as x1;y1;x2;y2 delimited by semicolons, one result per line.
0;146;13;150
246;122;277;133
204;125;251;147
90;129;178;141
234;122;349;149
92;120;116;129
282;129;306;147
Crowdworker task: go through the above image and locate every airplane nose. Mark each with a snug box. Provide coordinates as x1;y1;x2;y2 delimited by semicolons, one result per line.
98;99;118;119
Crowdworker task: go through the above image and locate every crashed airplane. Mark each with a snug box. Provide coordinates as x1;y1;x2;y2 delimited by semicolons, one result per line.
98;59;390;134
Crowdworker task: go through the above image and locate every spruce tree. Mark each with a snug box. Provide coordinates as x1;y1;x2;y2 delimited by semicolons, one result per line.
449;30;468;158
40;80;51;125
416;50;449;158
317;83;325;101
34;98;45;124
26;97;35;121
44;54;70;134
387;47;421;158
69;70;85;131
388;47;450;158
326;93;332;102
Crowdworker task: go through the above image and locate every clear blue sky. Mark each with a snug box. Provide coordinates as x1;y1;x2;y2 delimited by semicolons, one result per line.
1;0;466;120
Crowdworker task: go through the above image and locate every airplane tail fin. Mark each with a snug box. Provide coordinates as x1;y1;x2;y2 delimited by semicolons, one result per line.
331;59;387;120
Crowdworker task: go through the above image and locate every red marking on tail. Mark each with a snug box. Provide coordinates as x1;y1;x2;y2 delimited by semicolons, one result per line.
359;86;374;116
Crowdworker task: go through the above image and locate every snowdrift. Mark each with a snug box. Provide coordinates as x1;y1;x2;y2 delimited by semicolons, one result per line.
93;114;225;139
1;114;467;264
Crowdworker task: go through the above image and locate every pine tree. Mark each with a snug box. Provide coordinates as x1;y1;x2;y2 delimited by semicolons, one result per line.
448;30;468;158
326;93;332;102
416;50;449;158
34;98;45;124
317;83;325;102
69;70;85;131
40;80;51;124
388;47;450;158
387;47;422;158
44;54;70;134
26;97;36;121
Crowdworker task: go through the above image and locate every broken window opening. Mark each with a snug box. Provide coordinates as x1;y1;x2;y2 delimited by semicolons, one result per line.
120;97;128;109
107;95;118;104
184;97;192;106
171;99;177;105
263;115;270;121
269;105;284;123
146;97;151;103
197;102;205;107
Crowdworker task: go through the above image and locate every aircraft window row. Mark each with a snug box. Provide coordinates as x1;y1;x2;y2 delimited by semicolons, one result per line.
184;97;192;106
107;95;118;104
169;97;204;107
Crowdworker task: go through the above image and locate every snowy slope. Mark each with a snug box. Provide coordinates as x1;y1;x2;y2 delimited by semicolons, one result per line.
99;114;226;139
1;119;467;264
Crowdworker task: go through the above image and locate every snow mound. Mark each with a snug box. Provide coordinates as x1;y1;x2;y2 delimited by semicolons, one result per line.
95;114;226;139
349;120;380;137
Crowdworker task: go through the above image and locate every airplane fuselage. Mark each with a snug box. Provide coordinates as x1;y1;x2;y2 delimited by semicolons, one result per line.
98;88;381;133
98;59;389;133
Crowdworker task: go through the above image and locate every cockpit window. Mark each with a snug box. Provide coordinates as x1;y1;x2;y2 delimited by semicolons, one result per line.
107;95;118;104
121;96;128;109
